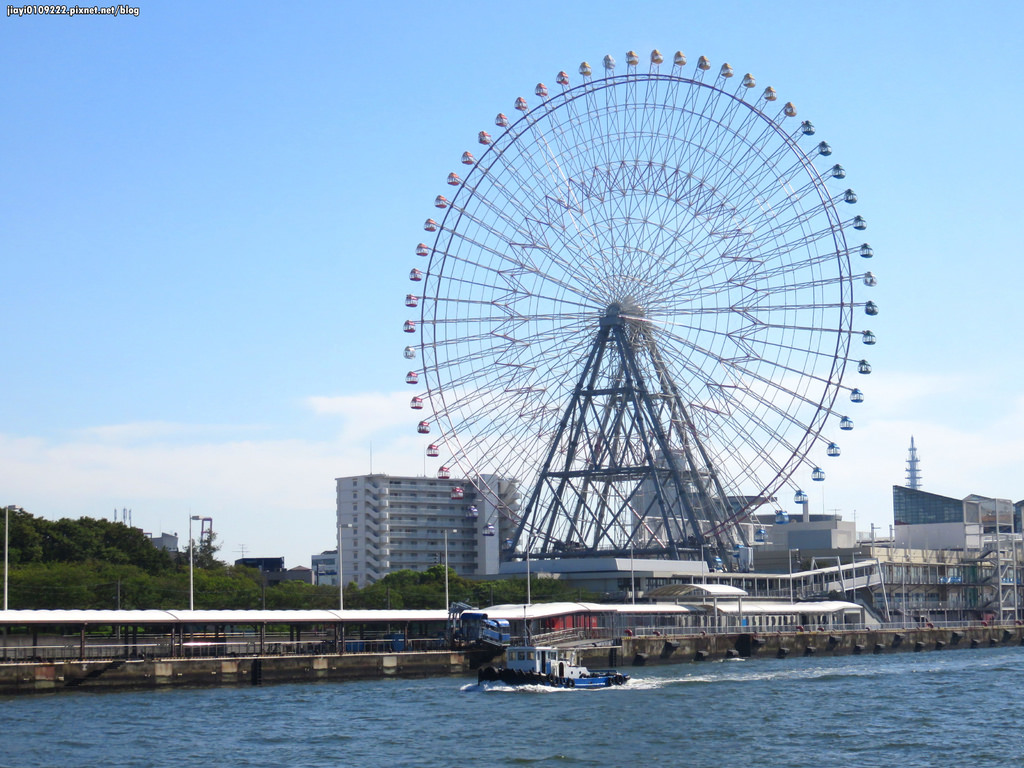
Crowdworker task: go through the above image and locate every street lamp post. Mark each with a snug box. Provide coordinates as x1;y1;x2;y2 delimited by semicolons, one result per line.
189;515;199;610
337;522;353;610
4;505;15;612
630;542;635;605
789;548;799;603
443;529;457;610
188;515;212;611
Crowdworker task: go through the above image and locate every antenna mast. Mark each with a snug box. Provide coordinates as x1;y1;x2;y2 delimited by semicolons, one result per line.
905;436;922;490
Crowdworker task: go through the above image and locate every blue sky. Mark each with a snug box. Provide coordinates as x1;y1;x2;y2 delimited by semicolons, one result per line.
3;1;1023;568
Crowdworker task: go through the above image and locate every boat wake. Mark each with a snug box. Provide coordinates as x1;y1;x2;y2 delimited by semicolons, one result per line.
624;656;947;690
460;681;619;694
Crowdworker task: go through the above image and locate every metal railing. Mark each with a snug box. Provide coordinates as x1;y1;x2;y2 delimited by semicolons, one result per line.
0;632;453;663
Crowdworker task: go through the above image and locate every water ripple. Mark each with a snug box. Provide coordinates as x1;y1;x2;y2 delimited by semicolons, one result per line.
4;646;1024;767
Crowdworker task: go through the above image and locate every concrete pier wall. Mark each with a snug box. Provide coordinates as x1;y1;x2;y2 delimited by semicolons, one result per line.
3;624;1021;695
607;624;1024;668
0;650;471;695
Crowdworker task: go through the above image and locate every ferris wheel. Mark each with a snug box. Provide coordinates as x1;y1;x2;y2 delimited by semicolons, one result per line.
403;49;877;567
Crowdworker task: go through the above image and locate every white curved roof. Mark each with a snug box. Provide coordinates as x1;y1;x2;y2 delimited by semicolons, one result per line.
704;600;863;615
0;608;451;624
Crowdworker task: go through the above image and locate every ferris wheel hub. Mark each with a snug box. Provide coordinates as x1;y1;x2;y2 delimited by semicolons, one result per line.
602;298;645;326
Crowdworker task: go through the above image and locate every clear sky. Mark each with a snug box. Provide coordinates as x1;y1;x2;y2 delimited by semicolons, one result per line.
3;1;1023;569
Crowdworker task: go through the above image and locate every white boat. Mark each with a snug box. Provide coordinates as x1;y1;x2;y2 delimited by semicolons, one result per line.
476;645;628;689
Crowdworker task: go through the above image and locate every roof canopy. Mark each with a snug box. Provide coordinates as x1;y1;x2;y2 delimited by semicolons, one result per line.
644;584;748;599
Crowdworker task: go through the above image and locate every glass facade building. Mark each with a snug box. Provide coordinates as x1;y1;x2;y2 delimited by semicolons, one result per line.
892;485;963;525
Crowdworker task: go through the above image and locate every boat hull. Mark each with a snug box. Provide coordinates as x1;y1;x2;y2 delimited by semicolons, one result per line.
477;665;628;688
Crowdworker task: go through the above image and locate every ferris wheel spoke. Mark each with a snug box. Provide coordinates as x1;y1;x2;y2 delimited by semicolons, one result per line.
651;323;843;426
438;198;591;290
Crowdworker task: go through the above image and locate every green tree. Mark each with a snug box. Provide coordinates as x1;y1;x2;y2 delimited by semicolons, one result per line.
193;529;225;570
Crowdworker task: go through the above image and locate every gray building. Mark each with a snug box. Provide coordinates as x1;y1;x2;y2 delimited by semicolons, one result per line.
311;550;338;586
335;473;519;587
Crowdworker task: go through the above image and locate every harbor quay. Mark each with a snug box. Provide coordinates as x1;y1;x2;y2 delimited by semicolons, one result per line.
0;649;469;695
2;622;1021;696
610;622;1024;668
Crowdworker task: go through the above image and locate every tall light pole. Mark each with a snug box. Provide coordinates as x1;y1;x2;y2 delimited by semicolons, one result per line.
337;522;352;610
443;529;457;610
189;515;199;610
525;538;532;606
789;548;798;603
4;505;17;611
630;542;635;605
187;515;212;610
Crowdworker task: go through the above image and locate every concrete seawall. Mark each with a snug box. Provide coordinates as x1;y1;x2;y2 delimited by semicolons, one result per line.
0;651;473;695
599;624;1024;668
3;624;1021;695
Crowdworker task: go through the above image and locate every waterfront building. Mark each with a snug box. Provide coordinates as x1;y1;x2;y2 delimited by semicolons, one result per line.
146;532;179;552
767;514;857;551
235;557;313;586
512;486;1024;626
311;550;338;586
335;473;519;587
675;488;1024;626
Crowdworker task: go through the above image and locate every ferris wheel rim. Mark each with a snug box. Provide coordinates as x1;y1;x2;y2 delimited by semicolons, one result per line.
405;50;874;537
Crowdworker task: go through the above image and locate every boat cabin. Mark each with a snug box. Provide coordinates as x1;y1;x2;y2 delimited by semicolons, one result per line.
505;646;584;679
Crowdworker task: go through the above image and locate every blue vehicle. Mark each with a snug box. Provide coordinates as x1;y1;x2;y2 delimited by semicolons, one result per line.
459;611;511;648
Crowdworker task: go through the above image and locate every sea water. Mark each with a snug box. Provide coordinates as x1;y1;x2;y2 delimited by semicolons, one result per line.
3;645;1023;767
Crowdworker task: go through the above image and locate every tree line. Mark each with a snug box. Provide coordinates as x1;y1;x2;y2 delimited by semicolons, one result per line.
1;509;590;610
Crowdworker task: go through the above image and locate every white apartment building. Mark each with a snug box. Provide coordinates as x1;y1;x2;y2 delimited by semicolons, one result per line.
335;473;519;587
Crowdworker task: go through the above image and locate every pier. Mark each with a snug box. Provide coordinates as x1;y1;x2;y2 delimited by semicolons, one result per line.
2;605;1022;695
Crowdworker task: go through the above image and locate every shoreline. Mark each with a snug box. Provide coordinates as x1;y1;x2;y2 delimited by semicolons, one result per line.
3;623;1021;696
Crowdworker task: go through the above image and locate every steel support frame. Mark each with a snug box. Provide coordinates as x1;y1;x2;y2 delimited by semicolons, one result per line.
509;307;743;567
